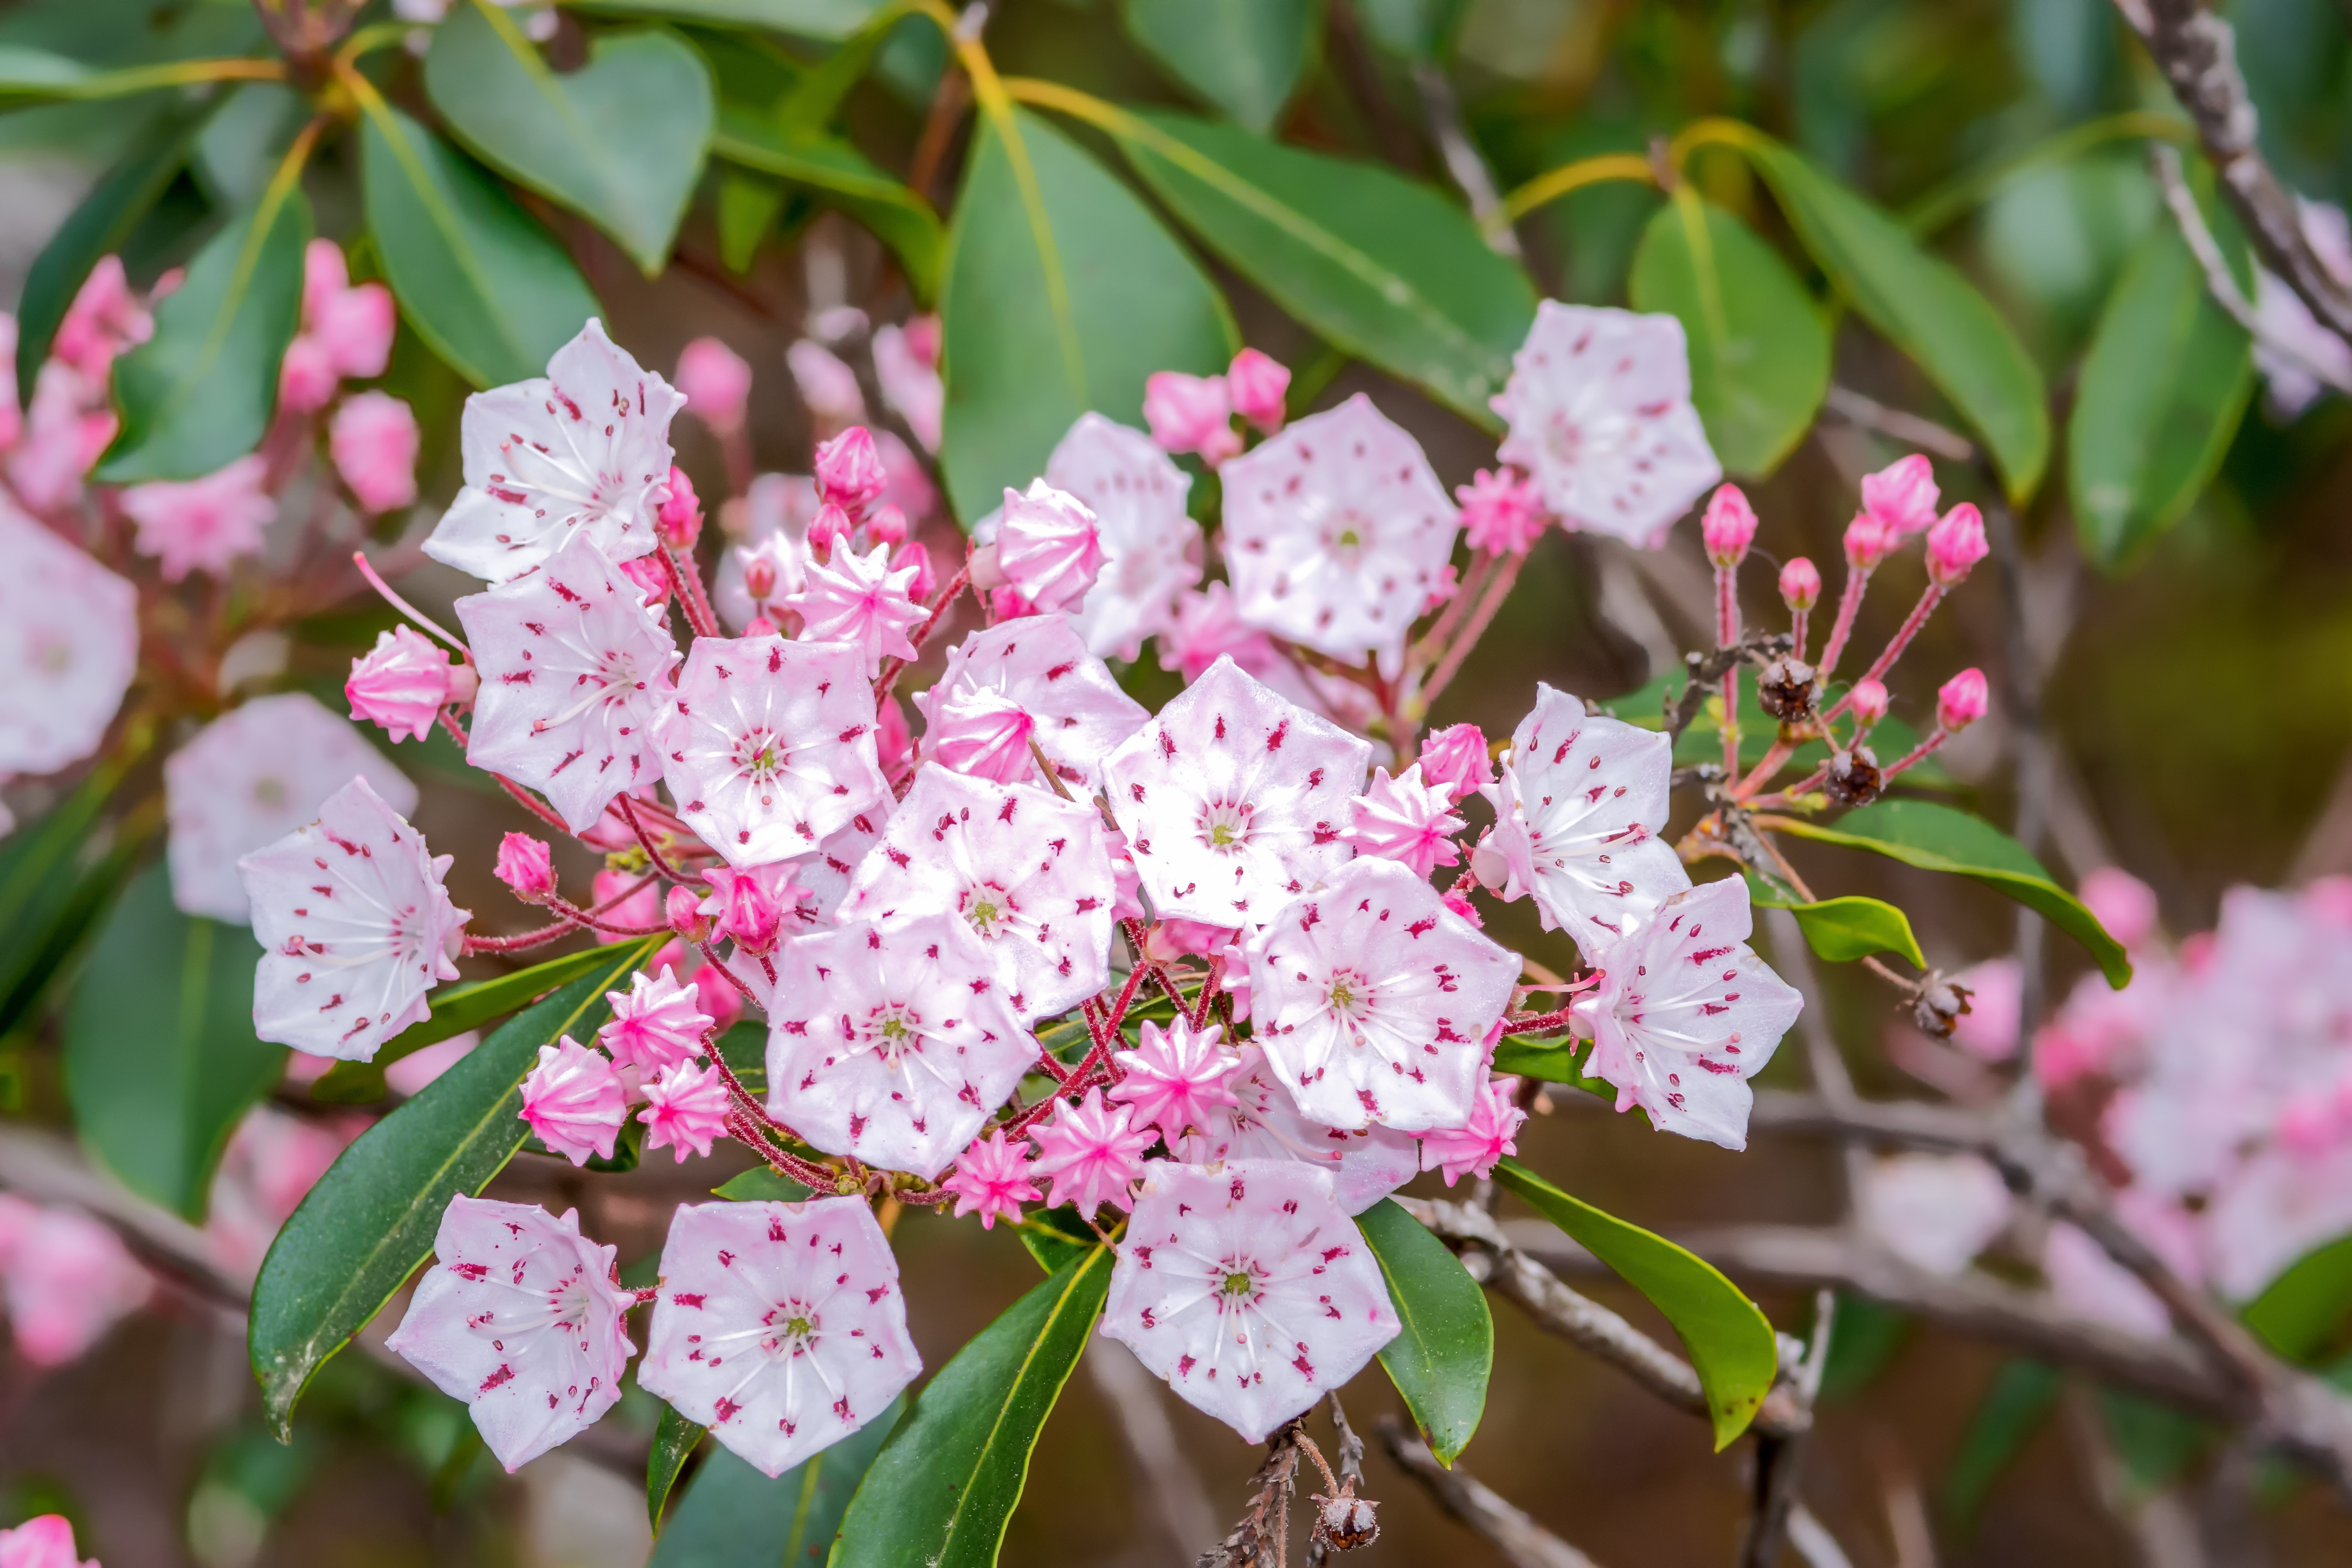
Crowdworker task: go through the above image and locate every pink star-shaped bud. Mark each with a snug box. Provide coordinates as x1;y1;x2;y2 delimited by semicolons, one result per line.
347;624;464;744
598;965;716;1075
991;479;1104;617
519;1037;627;1165
1100;1158;1398;1442
1171;1046;1418;1215
241;776;469;1061
915;615;1148;796
119;453;276;582
1110;1017;1242;1141
639;1059;731;1163
1029;1088;1157;1215
1343;763;1466;879
1455;466;1548;556
699;860;815;955
1044;413;1202;660
0;1514;96;1568
942;1129;1042;1229
0;505;137;778
1416;723;1493;802
639;1198;922;1477
1419;1071;1528;1186
385;1196;636;1471
779;540;926;677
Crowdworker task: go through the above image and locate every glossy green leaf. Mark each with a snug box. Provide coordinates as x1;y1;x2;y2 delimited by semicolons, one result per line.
1352;0;1469;59
713;108;942;300
1103;106;1531;425
1745;875;1926;967
647;1404;705;1532
0;758;147;1038
2245;1234;2352;1363
1741;137;2050;503
97;179;309;482
833;1246;1113;1567
1357;1198;1491;1463
1770;799;2131;987
565;0;885;36
426;2;714;274
1014;1208;1100;1276
194;82;308;209
62;864;279;1220
1493;1158;1777;1450
712;1166;811;1201
2068;225;2252;568
1488;1034;1612;1102
714;168;791;273
652;1398;902;1565
1122;0;1316;133
0;44;92;94
248;940;658;1437
1938;1358;2059;1531
1627;190;1831;477
357;101;602;389
938;106;1233;521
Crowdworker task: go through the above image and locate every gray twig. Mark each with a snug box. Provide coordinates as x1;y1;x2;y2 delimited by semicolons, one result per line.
1377;1418;1602;1568
1822;386;1977;462
1408;61;1525;258
2150;143;2352;392
1090;1340;1221;1561
1197;1422;1303;1568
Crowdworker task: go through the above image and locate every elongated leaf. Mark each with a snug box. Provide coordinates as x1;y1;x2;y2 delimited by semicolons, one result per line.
0;44;91;93
0;758;145;1037
1628;191;1830;477
62;865;279;1219
2068;225;2252;568
1770;799;2131;986
1352;0;1468;58
1358;1198;1491;1463
1488;1035;1612;1102
98;179;309;482
713;108;942;300
1939;1358;2059;1531
1741;137;2050;503
2245;1234;2352;1363
1102;106;1531;425
566;0;884;35
1493;1158;1777;1449
195;82;308;209
833;1246;1113;1567
938;106;1233;521
653;1398;903;1565
248;939;658;1437
712;1166;811;1201
647;1404;705;1532
1122;0;1316;134
358;101;602;389
1745;876;1925;967
1014;1208;1100;1276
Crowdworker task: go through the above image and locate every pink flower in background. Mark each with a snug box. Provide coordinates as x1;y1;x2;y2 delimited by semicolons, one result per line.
872;320;943;451
1043;413;1202;661
1859;454;1940;536
385;1197;635;1471
50;255;150;382
0;506;138;777
1417;724;1493;801
2251;197;2352;418
1946;957;2022;1062
519;1037;627;1165
0;1197;152;1367
1111;1017;1242;1141
207;1105;355;1277
639;1060;730;1162
120;454;275;580
0;1514;97;1568
1344;763;1467;878
280;241;394;414
1456;467;1547;556
788;339;867;429
916;615;1149;795
943;1131;1041;1229
1420;1072;1528;1186
493;833;556;901
0;315;17;453
1855;1153;2010;1275
1225;348;1290;433
8;361;115;511
779;540;926;677
873;427;937;523
330;392;420;513
1143;370;1238;464
675;336;752;433
346;625;464;744
714;474;817;631
2082;867;2160;950
991;480;1104;616
384;1031;477;1096
599;965;714;1074
1157;583;1287;686
1028;1088;1156;1214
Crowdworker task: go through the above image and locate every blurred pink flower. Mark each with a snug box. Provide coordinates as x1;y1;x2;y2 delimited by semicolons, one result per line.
330;391;420;514
120;454;275;580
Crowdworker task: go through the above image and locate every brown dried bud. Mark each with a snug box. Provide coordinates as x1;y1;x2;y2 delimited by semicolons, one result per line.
1312;1492;1380;1553
1825;746;1881;806
1756;655;1817;723
1913;976;1975;1038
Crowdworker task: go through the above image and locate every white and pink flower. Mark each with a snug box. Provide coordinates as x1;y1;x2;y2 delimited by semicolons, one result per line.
916;615;1149;796
1043;413;1201;661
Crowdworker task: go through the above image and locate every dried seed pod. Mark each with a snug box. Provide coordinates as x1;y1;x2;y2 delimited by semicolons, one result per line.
1756;655;1818;723
1313;1491;1380;1553
1825;746;1882;806
1913;975;1975;1039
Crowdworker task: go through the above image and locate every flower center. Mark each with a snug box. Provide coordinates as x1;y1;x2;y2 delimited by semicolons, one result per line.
31;635;70;675
1196;798;1254;853
1325;968;1374;1025
856;1001;924;1062
733;726;788;782
962;882;1011;939
1222;1271;1254;1296
252;775;289;811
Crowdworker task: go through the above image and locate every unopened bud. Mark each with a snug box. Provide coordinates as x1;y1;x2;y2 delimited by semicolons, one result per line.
744;554;779;603
1313;1491;1380;1553
346;625;456;744
1756;656;1818;723
1700;483;1757;568
866;501;908;546
1825;747;1882;806
1926;504;1988;587
1860;453;1939;536
1842;514;1895;570
1850;677;1889;728
807;501;853;562
494;833;556;901
814;425;886;518
1778;556;1821;612
1936;667;1988;732
1225;347;1291;434
894;540;936;602
657;466;702;551
665;885;712;944
1470;840;1509;893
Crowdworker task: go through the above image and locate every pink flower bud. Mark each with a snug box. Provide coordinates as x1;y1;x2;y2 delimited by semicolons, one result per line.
346;625;454;743
807;501;854;559
903;313;942;367
1925;503;1988;587
1142;371;1240;465
699;863;804;956
866;501;909;546
893;539;935;602
278;334;338;414
1778;556;1821;611
1699;483;1757;567
639;1059;731;1163
1225;347;1291;433
814;425;886;518
989;585;1038;621
744;614;779;637
2080;867;2158;951
519;1038;626;1165
994;479;1103;615
0;1515;94;1568
1416;723;1494;801
1454;467;1546;556
743;553;778;603
1843;514;1895;570
313;278;394;383
329;391;420;514
618;554;672;610
1850;678;1889;728
665;885;713;944
657;465;701;551
674;336;752;434
494;833;556;901
1440;888;1483;927
1936;667;1988;733
928;687;1038;783
1860;453;1940;536
302;239;350;325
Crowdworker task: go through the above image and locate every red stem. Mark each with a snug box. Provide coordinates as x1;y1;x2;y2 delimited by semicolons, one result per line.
660;544;721;640
874;565;972;701
1819;583;1945;728
1816;564;1873;679
1421;550;1526;712
1879;727;1950;782
618;795;701;884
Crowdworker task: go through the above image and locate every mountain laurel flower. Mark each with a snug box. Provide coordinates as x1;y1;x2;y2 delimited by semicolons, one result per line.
384;1197;635;1472
638;1059;730;1162
1028;1088;1157;1215
50;254;150;382
1779;557;1821;611
917;615;1149;795
1478;683;1691;958
1417;724;1494;802
1225;347;1291;433
1142;370;1239;464
1420;1072;1528;1186
0;1197;153;1369
1111;1017;1242;1141
657;464;702;552
164;691;418;924
242;776;468;1060
1842;513;1896;570
1245;857;1518;1132
1856;1153;2011;1276
1699;483;1757;567
1926;503;1988;586
788;339;868;429
1158;582;1290;689
120;454;275;581
674;336;752;434
0;1514;97;1568
872;321;944;451
994;480;1104;616
658;635;888;866
1101;1159;1399;1443
1850;678;1890;730
1344;763;1467;879
1579;877;1803;1150
329;391;421;514
302;240;395;379
1043;413;1203;661
942;1130;1042;1229
1221;393;1460;675
519;1037;628;1165
1102;656;1370;928
639;1198;921;1477
347;625;462;743
1172;1046;1417;1214
1492;302;1721;549
779;540;926;677
1860;453;1940;536
600;965;716;1074
494;833;556;901
1454;466;1548;556
699;861;810;955
1937;668;1989;732
814;425;886;518
0;508;138;778
764;912;1036;1179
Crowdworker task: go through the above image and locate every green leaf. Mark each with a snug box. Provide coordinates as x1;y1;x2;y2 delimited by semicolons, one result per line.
62;864;279;1220
248;939;658;1438
1013;1208;1099;1276
1357;1198;1491;1463
712;1166;812;1201
2245;1234;2352;1363
1121;0;1317;134
1488;1035;1613;1102
1739;137;2050;504
1627;190;1831;478
714;168;791;273
98;178;310;482
1744;875;1926;967
194;82;308;209
833;1246;1113;1567
1938;1358;2059;1532
426;2;715;274
1351;0;1469;59
1770;799;2131;987
1816;1291;1909;1403
712;108;942;300
2067;225;2253;568
1103;106;1532;425
357;101;603;389
565;0;885;36
938;105;1234;522
647;1404;705;1533
2097;1387;2210;1501
1492;1158;1777;1449
0;758;148;1038
0;44;92;94
310;941;645;1104
652;1397;903;1565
